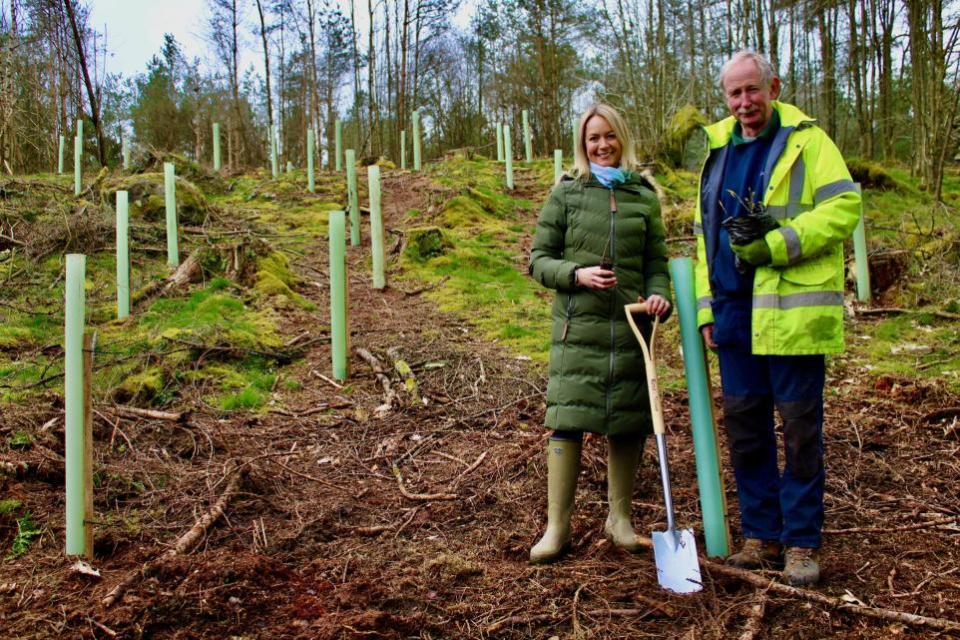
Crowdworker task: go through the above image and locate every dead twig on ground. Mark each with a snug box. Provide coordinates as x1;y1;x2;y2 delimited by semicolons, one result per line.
113;405;186;422
101;464;246;607
660;537;960;634
391;465;458;501
398;275;450;297
825;515;959;534
356;347;397;414
737;593;767;640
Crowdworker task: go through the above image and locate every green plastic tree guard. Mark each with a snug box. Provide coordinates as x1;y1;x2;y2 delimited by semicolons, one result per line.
270;124;279;178
853;184;871;303
554;149;563;183
412;110;422;171
164;162;179;267
504;125;514;190
523;109;532;162
335;120;343;172
116;191;130;320
400;130;407;170
212;122;221;171
122;136;130;171
496;122;504;162
346;149;360;246
58;135;65;174
307;129;315;193
669;256;731;558
64;253;86;556
329;210;348;380
287;161;293;173
73;135;82;196
368;165;385;289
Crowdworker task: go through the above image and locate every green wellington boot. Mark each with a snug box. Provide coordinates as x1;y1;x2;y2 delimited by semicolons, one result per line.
530;438;582;564
604;437;644;552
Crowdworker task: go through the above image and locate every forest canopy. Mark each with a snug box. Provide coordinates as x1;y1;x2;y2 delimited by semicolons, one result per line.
0;0;957;200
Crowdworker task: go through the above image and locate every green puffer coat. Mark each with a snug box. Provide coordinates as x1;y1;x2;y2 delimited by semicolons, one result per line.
529;173;672;436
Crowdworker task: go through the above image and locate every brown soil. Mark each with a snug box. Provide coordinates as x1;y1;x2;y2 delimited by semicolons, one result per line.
2;165;959;639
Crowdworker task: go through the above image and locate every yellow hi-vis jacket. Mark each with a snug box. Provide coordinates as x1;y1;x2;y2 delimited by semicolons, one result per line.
693;101;861;355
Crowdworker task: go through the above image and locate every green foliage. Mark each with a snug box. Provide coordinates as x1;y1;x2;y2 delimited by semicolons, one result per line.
129;35;198;153
8;513;40;559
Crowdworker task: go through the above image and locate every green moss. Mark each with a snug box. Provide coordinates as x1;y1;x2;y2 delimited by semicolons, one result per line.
0;499;22;516
664;104;708;167
846;159;909;192
102;172;210;225
115;367;165;404
0;326;35;349
406;226;452;261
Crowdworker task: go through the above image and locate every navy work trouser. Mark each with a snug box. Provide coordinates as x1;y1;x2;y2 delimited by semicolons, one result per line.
718;347;825;549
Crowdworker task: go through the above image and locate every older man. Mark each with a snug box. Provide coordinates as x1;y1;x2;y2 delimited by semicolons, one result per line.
693;51;861;586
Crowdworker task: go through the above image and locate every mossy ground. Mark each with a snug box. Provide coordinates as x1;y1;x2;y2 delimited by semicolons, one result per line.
0;167;342;411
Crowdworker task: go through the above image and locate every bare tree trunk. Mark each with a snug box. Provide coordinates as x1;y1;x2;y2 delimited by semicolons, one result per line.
367;0;378;156
63;0;106;167
255;0;274;130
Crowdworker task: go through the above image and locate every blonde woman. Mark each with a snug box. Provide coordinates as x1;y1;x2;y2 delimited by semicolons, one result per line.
528;103;672;563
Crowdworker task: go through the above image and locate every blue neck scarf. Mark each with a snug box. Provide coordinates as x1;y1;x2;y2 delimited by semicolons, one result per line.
589;162;627;188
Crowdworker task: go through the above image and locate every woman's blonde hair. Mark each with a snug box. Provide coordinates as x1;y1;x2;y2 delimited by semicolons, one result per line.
572;103;639;181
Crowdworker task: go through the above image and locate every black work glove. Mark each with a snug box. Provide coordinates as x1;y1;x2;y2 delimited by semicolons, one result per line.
723;214;780;273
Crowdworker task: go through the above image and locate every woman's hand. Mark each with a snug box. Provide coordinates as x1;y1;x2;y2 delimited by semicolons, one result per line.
637;294;670;318
642;294;671;318
576;266;617;290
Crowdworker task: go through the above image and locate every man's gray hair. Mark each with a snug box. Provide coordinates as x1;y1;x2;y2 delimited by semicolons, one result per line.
718;50;777;90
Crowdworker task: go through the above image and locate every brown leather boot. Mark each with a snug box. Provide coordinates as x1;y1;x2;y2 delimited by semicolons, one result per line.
784;547;820;586
726;538;783;569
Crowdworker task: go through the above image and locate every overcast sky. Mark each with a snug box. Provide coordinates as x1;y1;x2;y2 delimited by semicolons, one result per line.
36;0;475;81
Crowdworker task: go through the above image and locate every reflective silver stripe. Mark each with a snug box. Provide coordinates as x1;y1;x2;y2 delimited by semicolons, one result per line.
753;291;844;310
779;226;802;263
766;203;812;220
787;158;806;217
697;296;713;311
693;221;703;235
814;179;858;204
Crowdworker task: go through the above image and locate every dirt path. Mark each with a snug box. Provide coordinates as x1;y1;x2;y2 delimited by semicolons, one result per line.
2;165;959;639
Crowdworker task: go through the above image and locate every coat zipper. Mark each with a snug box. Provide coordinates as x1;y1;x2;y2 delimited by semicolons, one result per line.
606;188;617;419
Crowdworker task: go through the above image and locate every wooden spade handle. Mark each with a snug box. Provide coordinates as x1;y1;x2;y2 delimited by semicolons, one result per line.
625;304;666;436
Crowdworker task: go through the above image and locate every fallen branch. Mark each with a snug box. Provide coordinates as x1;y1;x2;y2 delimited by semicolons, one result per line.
132;249;203;305
391;465;458;502
824;515;959;535
738;593;767;640
312;369;344;389
113;405;186;422
922;407;960;423
387;347;422;405
451;451;488;490
101;464;245;607
398;275;450;297
619;536;960;634
355;347;397;414
855;307;960;321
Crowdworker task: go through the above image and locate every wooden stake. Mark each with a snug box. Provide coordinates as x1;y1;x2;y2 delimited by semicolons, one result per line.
82;332;94;560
